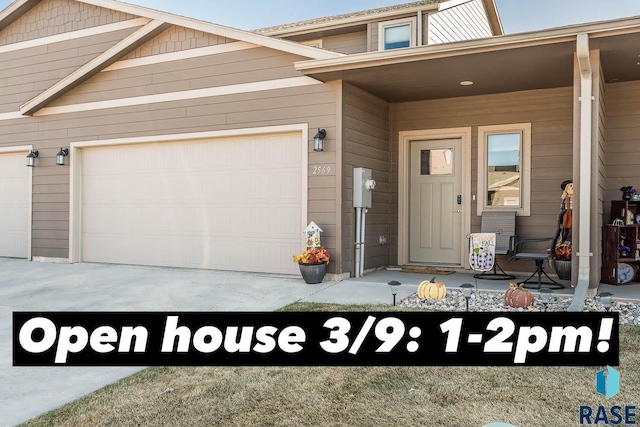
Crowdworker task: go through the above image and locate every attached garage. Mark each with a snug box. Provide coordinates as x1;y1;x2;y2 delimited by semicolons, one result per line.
72;130;307;274
0;149;31;259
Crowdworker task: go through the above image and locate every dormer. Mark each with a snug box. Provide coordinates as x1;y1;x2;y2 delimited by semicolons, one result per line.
256;0;503;55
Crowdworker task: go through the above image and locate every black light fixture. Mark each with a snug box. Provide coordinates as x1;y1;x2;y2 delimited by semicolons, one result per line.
539;288;553;312
388;280;401;306
26;150;38;167
56;148;69;166
598;292;614;312
460;283;474;312
314;128;326;152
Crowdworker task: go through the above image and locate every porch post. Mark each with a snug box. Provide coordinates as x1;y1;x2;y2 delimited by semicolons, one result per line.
569;34;593;311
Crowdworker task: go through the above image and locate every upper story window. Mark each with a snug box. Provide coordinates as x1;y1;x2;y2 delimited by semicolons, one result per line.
378;17;416;51
477;123;532;216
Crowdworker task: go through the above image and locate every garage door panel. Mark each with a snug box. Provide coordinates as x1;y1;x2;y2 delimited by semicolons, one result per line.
82;234;300;273
0;153;29;258
81;133;305;274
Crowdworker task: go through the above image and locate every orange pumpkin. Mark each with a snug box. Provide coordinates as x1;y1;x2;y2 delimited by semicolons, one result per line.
504;283;534;309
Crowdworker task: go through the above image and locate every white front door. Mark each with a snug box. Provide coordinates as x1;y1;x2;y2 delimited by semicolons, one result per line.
409;138;462;264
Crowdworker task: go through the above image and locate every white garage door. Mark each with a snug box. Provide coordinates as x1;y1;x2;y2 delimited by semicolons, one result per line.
0;151;29;258
80;133;305;274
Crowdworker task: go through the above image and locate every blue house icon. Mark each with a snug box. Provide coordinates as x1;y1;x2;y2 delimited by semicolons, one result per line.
596;366;620;399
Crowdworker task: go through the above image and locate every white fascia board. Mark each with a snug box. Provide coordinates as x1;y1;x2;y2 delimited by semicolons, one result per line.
0;0;35;30
76;0;344;60
20;19;170;116
294;16;640;73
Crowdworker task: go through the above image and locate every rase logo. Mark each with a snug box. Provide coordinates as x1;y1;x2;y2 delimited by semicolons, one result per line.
579;367;637;425
597;366;620;399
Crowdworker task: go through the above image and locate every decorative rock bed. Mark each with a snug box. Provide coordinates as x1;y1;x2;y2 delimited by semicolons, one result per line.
399;290;640;326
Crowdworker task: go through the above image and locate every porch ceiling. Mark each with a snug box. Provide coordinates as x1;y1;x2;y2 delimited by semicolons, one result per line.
299;31;640;103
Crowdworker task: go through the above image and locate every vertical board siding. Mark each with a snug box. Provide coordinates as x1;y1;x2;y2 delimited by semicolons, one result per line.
123;25;235;59
342;83;390;273
322;31;367;54
428;0;492;45
391;87;573;269
0;0;136;46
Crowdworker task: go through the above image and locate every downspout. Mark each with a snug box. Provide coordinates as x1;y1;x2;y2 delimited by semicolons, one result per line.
569;33;592;311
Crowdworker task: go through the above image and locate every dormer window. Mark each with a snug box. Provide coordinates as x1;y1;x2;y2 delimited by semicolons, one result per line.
378;17;416;51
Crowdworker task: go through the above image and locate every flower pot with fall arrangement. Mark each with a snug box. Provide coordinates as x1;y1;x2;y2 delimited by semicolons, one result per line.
552;242;571;280
292;248;330;284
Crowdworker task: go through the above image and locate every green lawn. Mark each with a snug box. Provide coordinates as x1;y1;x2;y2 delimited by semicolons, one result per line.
23;303;640;427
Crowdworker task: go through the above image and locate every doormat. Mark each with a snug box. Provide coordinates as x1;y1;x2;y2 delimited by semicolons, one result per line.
392;266;455;275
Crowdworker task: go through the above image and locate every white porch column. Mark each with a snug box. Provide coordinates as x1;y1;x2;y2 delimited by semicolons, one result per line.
569;34;593;311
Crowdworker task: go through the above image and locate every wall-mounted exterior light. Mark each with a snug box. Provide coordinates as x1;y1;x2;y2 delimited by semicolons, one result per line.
56;148;69;166
314;129;326;152
26;150;38;167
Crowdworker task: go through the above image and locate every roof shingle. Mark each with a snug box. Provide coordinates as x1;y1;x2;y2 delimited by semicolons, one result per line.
254;0;447;34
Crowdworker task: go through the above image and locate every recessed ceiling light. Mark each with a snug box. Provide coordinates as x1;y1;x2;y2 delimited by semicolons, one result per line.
460;81;474;86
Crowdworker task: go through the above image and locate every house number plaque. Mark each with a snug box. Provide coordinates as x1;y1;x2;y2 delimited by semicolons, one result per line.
312;166;332;175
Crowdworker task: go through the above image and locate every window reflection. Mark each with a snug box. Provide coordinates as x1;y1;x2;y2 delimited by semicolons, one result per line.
486;133;521;207
421;149;453;175
384;24;411;50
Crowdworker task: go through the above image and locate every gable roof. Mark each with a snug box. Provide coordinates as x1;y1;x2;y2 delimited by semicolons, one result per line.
0;0;344;60
255;0;446;35
255;0;502;37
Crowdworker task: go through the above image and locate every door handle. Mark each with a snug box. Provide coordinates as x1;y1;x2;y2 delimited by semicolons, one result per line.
453;209;462;213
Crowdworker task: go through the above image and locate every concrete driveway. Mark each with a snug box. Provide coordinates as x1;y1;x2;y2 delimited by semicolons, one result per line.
0;258;354;426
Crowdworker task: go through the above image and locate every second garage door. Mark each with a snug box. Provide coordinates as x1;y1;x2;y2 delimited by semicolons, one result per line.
80;132;305;274
0;151;30;259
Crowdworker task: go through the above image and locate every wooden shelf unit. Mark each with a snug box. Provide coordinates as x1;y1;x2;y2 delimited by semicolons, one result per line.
601;224;639;285
610;200;640;225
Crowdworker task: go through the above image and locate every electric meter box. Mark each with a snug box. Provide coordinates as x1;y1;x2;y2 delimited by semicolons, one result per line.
353;167;375;208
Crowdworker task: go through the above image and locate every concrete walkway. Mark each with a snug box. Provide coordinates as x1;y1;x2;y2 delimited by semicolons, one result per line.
2;259;638;425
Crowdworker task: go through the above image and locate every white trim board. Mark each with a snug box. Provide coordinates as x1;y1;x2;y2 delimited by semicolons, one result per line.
68;124;309;264
0;18;150;55
76;0;343;60
103;41;258;72
34;76;323;116
21;20;170;116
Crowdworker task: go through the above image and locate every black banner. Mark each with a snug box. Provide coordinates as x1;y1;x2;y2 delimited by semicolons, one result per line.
13;312;618;366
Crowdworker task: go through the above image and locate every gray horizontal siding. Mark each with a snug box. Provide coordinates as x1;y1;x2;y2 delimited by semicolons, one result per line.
342;83;391;273
0;28;340;265
0;27;141;113
322;31;367;54
50;47;305;106
604;80;640;212
391;87;574;269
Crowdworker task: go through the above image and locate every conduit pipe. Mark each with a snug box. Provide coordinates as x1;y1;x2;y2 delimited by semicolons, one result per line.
355;207;362;278
569;33;593;311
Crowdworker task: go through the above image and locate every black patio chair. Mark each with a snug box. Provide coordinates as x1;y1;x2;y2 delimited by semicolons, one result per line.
508;209;567;290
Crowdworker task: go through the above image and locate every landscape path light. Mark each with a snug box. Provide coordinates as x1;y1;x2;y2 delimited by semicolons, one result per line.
388;280;401;306
460;283;474;312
